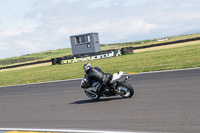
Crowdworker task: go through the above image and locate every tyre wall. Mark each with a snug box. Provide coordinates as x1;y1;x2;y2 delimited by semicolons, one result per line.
53;37;200;65
55;49;122;65
0;60;51;70
132;37;200;50
1;37;199;69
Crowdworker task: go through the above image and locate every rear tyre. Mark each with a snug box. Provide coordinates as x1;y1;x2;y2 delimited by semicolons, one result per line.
116;82;134;98
84;90;100;100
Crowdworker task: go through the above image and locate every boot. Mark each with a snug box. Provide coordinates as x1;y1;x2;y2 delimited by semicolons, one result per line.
96;84;105;96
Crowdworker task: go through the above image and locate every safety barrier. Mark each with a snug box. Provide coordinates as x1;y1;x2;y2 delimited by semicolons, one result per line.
121;47;134;55
52;37;200;65
53;49;122;65
0;57;43;66
0;60;51;70
132;37;200;50
1;37;200;69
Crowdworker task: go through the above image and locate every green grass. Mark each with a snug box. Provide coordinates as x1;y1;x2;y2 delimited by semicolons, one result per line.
1;33;200;67
0;42;200;87
101;33;200;50
0;48;72;67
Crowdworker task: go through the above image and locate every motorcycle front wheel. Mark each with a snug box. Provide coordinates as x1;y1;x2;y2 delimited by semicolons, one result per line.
84;89;100;100
116;82;134;98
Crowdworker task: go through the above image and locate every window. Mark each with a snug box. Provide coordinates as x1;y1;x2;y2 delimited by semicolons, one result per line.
94;33;99;43
75;35;90;45
75;37;81;44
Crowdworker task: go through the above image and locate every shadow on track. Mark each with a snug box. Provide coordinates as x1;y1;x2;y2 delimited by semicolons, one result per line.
70;97;124;104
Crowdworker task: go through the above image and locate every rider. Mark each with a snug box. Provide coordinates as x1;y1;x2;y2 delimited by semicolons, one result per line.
81;63;113;96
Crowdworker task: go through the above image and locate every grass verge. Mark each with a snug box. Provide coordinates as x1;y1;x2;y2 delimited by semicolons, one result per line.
0;42;200;87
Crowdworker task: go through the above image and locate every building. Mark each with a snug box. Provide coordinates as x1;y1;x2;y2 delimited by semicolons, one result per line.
70;32;100;55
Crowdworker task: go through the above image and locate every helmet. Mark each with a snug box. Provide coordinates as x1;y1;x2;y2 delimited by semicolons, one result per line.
83;63;92;73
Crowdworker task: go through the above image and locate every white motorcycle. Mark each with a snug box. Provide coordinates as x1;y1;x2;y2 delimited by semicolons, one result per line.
81;71;134;100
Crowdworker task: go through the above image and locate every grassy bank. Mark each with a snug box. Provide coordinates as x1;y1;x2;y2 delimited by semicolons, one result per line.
101;33;200;50
0;42;200;87
1;33;200;67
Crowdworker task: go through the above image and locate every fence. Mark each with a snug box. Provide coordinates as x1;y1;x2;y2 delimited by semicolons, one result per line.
0;57;44;66
52;49;122;65
1;37;200;70
0;59;51;70
132;37;200;50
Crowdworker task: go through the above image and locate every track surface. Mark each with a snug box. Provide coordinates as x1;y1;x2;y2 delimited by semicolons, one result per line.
0;68;200;132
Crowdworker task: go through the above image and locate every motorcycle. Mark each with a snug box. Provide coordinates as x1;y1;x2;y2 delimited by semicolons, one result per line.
81;71;134;100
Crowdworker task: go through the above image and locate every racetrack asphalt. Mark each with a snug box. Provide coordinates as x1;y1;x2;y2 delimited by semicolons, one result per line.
0;68;200;133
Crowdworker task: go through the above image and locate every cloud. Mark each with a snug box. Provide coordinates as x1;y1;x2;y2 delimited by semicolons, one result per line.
86;0;112;9
0;25;37;39
0;0;200;59
179;0;200;8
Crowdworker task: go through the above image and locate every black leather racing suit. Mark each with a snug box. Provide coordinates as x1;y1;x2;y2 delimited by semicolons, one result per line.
81;67;113;95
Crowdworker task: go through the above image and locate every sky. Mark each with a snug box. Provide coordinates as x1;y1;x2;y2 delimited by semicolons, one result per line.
0;0;200;59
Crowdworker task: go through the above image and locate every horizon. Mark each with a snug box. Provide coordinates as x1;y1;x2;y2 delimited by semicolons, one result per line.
1;0;200;59
0;32;199;60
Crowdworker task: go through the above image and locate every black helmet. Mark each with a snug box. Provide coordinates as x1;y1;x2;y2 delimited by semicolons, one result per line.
83;63;92;73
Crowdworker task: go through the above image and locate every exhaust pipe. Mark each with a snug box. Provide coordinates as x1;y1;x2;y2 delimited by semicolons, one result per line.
124;76;130;82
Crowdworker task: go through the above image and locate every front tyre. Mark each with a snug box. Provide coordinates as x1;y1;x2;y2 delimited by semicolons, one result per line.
116;82;134;98
84;89;100;100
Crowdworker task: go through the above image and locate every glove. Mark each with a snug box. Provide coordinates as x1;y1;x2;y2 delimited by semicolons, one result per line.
81;80;87;88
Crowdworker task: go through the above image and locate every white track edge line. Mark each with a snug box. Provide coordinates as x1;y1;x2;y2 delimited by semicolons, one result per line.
0;128;154;133
125;67;200;75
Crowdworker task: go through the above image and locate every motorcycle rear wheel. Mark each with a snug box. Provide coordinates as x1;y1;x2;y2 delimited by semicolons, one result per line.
84;90;100;100
116;82;134;98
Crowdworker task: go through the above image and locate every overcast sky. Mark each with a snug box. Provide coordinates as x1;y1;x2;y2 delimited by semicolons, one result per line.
0;0;200;59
